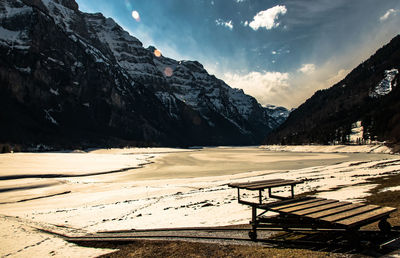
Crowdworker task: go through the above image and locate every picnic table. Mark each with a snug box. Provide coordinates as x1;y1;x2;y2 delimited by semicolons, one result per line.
228;179;397;241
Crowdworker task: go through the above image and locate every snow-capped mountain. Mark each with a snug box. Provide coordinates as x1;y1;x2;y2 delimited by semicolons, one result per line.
264;105;291;128
0;0;286;148
266;35;400;146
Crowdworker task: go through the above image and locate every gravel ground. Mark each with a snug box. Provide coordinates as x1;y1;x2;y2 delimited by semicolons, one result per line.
68;227;275;246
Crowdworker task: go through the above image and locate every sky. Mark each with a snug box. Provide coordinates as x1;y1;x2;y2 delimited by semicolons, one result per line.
75;0;400;108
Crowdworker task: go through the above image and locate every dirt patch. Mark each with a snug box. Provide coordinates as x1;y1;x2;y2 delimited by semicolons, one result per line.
362;174;400;230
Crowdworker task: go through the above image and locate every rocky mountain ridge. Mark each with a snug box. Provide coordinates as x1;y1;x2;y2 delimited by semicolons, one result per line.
0;0;288;149
266;35;400;147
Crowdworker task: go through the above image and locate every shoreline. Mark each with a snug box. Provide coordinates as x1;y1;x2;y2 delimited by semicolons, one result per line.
1;143;393;155
260;144;393;154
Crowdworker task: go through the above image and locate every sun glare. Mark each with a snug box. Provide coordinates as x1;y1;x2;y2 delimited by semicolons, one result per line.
131;10;140;21
164;67;173;77
154;49;162;57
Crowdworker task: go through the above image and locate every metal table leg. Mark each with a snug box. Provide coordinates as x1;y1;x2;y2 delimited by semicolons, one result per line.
249;206;258;241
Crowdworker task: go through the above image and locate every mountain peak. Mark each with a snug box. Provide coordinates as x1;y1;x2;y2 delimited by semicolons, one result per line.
57;0;78;11
40;0;79;11
0;0;288;148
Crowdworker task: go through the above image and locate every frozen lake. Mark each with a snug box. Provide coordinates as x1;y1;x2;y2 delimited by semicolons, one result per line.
0;146;399;257
113;147;394;180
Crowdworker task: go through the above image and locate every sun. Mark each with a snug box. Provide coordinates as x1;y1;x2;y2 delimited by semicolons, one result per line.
131;10;140;21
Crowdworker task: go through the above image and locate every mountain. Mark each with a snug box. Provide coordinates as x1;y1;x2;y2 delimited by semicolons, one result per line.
0;0;287;149
266;35;400;147
263;105;291;129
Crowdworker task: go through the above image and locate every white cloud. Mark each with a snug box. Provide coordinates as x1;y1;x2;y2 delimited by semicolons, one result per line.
325;69;350;86
286;66;351;108
216;19;233;30
220;65;349;109
298;63;316;74
246;5;287;31
235;0;245;2
223;71;290;106
380;9;398;22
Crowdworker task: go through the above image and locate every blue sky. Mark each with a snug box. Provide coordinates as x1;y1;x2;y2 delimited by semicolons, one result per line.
76;0;400;108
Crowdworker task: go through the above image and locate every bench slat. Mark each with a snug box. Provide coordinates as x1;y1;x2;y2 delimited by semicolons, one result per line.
278;199;338;213
245;180;300;190
258;197;312;209
292;201;350;216
228;179;283;188
269;198;323;211
320;205;379;222
306;203;365;219
335;207;397;227
229;179;303;190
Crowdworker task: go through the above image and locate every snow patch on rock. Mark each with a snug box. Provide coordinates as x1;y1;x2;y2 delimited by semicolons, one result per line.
49;88;59;96
15;66;31;74
41;0;77;33
47;57;64;66
370;68;398;97
0;26;30;49
44;109;58;125
0;1;32;19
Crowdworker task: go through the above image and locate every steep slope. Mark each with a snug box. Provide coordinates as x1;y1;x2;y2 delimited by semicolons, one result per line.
266;35;400;146
0;0;284;149
150;49;279;140
263;105;290;129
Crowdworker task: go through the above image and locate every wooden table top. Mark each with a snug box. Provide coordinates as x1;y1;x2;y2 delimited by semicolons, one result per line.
228;178;303;190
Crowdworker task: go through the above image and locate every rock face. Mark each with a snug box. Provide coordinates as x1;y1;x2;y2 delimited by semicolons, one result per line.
266;35;400;146
0;0;285;149
263;105;290;129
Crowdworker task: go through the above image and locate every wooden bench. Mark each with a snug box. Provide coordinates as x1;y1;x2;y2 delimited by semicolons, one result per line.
229;179;397;241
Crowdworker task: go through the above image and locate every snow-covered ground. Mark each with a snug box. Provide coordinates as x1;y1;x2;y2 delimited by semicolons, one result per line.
0;146;399;257
260;144;393;154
